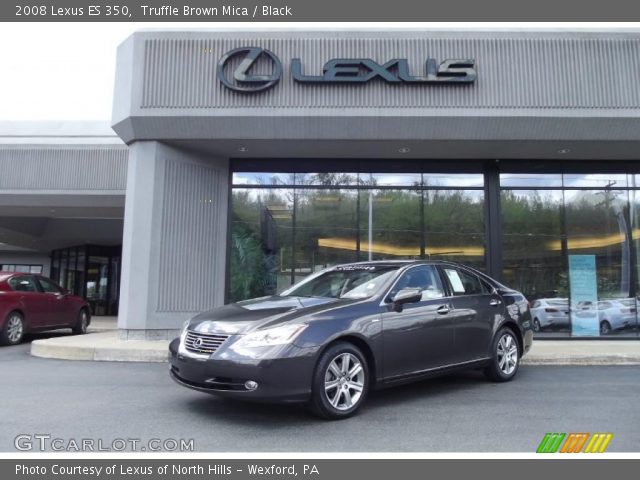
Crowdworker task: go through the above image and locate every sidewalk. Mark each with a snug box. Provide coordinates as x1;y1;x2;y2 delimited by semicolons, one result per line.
31;317;169;363
29;320;640;364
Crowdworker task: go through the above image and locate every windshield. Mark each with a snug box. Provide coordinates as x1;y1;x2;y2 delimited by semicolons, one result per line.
280;265;400;300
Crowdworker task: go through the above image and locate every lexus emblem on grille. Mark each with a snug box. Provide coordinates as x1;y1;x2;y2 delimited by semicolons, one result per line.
217;47;282;92
193;337;204;349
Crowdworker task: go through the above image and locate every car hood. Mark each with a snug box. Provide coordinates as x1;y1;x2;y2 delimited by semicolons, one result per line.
187;295;345;335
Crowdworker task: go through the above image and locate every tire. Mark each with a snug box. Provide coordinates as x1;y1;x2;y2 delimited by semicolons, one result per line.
600;320;611;336
533;318;542;332
309;342;369;420
72;309;89;335
484;327;520;382
1;311;25;346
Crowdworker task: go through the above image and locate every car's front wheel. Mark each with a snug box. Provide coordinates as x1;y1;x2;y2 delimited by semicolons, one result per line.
484;327;520;382
1;311;25;346
533;318;542;332
309;342;369;420
72;309;89;335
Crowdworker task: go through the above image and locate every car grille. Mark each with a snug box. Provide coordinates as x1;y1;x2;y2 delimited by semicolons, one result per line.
184;331;230;355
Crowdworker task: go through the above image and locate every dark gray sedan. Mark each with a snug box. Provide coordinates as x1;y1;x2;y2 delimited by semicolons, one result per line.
169;261;533;419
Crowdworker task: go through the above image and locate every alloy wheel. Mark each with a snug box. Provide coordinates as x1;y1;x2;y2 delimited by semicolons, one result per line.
496;333;518;376
79;311;88;333
324;353;365;411
6;314;24;343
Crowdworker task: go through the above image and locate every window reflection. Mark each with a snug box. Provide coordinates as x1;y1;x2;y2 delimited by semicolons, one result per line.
230;172;486;301
500;174;563;188
231;172;294;186
231;168;640;338
423;190;485;269
501;190;564;324
501;173;640;338
230;188;293;302
359;188;423;261
296;189;359;282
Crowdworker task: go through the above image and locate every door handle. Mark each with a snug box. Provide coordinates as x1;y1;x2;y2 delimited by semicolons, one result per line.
489;298;502;307
436;305;450;315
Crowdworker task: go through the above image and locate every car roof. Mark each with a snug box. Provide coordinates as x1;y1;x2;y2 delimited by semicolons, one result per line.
330;260;469;268
327;260;494;277
0;271;16;281
0;271;43;281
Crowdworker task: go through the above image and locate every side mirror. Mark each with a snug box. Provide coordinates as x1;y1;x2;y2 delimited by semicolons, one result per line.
390;288;422;312
62;289;72;296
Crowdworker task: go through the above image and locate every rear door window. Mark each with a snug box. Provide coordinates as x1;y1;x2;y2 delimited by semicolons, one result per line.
8;276;38;292
442;267;488;296
443;268;466;294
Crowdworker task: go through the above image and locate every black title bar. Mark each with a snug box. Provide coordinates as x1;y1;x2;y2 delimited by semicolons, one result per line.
4;0;640;21
3;459;640;480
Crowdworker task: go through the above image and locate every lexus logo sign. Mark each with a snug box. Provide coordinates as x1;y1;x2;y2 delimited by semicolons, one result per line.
217;46;476;93
216;47;283;92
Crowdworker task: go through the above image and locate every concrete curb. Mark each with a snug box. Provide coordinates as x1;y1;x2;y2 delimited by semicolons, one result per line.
522;355;640;365
30;332;640;365
30;331;169;363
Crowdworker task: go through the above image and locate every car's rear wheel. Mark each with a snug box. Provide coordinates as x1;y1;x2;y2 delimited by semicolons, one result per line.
600;320;611;335
309;342;369;420
72;309;89;335
484;327;520;382
1;311;25;346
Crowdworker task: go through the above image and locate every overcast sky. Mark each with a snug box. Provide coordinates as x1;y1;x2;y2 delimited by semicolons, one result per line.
0;23;637;122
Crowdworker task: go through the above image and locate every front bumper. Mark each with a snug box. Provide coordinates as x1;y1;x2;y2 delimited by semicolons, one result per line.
522;329;534;355
168;338;318;403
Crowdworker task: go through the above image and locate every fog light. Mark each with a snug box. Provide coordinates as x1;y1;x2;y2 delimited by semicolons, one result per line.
244;380;258;391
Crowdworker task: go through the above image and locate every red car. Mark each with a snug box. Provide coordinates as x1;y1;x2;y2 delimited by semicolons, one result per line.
0;272;91;346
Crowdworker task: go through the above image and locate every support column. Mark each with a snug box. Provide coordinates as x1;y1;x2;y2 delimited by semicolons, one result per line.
484;160;503;281
118;141;229;340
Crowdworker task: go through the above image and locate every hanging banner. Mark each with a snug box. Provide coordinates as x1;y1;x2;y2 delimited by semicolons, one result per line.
569;254;599;337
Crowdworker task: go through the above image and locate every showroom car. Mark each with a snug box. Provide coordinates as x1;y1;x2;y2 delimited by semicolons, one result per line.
596;299;636;334
169;260;533;419
529;298;570;332
0;272;91;345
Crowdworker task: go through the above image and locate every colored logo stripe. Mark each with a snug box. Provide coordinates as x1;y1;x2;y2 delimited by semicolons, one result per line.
537;433;613;453
584;433;613;453
537;433;566;453
560;433;589;453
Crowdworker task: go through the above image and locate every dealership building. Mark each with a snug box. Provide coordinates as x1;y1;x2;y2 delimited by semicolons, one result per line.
2;29;640;340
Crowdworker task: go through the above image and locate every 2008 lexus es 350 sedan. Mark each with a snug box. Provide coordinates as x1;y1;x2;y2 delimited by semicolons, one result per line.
169;261;533;419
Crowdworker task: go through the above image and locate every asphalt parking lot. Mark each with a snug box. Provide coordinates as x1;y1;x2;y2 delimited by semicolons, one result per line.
1;340;639;452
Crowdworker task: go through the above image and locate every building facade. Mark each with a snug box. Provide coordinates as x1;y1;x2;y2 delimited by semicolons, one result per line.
0;122;126;316
3;30;640;340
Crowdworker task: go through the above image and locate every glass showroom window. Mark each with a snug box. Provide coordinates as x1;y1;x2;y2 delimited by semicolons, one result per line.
230;187;294;302
501;186;567;334
630;182;640;337
423;188;485;270
501;173;639;338
296;188;360;282
230;170;486;302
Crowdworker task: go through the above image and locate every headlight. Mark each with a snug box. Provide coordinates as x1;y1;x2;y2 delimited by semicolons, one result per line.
235;324;307;348
178;321;190;354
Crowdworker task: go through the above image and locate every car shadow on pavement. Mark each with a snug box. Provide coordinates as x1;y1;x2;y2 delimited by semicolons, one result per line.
182;369;498;424
21;330;74;344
